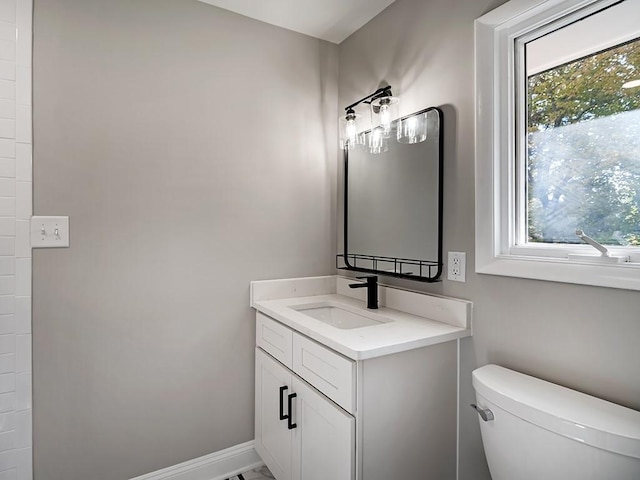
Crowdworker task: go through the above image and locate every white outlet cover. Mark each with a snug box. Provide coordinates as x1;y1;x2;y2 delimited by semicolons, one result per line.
31;216;70;248
447;251;466;282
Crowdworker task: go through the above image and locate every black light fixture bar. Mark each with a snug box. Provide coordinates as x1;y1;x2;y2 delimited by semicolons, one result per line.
344;86;393;112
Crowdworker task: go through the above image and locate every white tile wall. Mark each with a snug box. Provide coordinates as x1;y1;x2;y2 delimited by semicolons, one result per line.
13;375;27;411
0;355;14;375
0;336;13;355
0;0;30;478
0;160;13;179
0;181;13;198
0;431;13;452
12;299;25;336
0;317;13;336
0;470;15;480
0;375;15;395
0;393;14;414
0;413;15;432
0;63;13;82
0;101;14;121
0;199;15;218
0;277;14;296
0;120;15;140
0;299;12;317
0;82;13;101
0;141;14;160
0;2;15;23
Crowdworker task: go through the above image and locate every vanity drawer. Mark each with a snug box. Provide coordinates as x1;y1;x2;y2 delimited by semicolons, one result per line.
256;313;293;369
292;332;356;413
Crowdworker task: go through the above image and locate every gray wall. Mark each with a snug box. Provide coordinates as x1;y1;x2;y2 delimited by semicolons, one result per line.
32;1;337;479
337;0;640;478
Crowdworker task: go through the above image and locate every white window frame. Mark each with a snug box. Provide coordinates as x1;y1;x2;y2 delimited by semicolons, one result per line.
475;0;640;291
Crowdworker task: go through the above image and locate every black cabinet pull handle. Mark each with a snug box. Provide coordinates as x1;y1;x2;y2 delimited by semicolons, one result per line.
279;386;289;421
287;393;297;429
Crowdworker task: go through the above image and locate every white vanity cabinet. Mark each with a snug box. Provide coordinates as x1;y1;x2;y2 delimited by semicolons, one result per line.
254;311;458;480
255;318;355;480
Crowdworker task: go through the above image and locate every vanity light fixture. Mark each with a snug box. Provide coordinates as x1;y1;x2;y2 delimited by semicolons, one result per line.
340;85;398;153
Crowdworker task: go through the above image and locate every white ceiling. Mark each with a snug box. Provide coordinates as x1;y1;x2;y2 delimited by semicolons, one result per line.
196;0;397;44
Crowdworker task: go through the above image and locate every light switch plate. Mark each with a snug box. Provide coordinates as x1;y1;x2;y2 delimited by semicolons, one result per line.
31;216;70;248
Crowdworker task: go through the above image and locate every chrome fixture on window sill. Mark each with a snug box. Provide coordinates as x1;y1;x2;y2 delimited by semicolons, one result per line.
568;229;630;264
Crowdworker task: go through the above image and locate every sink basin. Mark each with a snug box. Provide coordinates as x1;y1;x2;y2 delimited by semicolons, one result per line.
290;302;389;329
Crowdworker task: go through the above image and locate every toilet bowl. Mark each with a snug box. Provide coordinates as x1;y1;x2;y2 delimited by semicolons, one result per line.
472;365;640;480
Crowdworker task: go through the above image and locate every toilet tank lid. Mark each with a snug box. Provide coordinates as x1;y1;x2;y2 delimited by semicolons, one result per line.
472;365;640;459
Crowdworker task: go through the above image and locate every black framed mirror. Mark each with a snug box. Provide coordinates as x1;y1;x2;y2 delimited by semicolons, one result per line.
338;107;443;282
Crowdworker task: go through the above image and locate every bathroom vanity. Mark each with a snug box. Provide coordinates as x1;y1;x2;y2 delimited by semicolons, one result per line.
251;276;472;480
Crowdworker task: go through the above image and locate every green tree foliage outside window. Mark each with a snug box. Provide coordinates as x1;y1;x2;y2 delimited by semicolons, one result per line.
527;38;640;246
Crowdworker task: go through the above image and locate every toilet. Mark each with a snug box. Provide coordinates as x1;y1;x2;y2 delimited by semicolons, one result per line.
472;364;640;479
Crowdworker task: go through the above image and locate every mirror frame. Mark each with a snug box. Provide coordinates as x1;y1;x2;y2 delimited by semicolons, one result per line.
339;106;444;282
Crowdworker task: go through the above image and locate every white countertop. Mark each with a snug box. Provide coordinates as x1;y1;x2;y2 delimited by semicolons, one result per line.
252;287;472;360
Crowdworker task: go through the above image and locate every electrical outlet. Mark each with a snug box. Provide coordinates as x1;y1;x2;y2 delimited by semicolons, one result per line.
447;251;466;282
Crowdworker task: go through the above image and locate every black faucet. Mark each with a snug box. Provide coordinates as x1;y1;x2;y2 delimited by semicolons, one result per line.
349;276;378;309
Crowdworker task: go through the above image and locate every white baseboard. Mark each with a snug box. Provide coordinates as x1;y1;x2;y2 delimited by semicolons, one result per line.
130;440;263;480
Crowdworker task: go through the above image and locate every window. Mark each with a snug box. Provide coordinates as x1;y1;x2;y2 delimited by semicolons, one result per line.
475;0;640;290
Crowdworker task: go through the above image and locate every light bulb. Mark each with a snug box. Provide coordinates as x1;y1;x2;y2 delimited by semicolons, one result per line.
340;109;364;149
380;104;391;133
372;95;397;136
346;118;357;143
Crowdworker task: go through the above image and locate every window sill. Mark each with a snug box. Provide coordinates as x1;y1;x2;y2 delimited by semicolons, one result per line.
476;254;640;291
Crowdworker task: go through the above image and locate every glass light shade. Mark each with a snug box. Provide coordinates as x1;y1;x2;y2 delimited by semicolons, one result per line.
397;112;428;144
369;126;389;154
371;95;399;137
339;111;365;149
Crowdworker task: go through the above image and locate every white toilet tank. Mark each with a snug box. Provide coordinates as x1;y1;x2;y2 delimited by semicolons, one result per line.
472;365;640;480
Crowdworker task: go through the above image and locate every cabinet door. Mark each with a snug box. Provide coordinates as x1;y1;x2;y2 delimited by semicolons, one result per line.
255;348;293;480
291;377;355;480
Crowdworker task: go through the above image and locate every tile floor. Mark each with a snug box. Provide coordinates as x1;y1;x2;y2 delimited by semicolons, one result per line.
228;465;274;480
